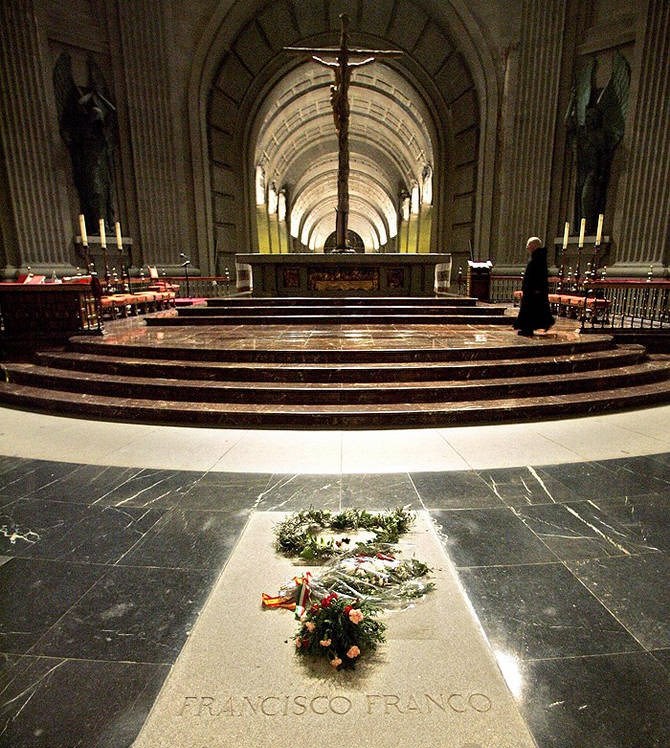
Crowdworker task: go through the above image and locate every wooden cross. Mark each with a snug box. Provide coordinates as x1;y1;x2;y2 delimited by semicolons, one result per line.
285;14;403;251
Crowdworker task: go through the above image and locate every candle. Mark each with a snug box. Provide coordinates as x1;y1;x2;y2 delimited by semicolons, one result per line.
595;214;604;246
115;221;123;249
578;218;586;248
99;218;106;247
562;221;570;249
78;214;88;246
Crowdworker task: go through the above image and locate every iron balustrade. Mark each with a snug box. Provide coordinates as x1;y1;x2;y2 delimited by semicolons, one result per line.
491;273;670;331
584;279;670;331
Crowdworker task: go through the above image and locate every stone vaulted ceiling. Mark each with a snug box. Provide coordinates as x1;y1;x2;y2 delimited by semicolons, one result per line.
251;60;436;250
203;0;483;260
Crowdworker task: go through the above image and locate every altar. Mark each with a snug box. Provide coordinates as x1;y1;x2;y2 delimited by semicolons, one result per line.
235;253;452;297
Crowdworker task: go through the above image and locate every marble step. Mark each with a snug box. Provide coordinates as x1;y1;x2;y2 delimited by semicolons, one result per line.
33;345;648;384
145;312;513;326
205;296;480;306
4;360;668;406
178;304;505;317
67;335;616;364
2;377;670;429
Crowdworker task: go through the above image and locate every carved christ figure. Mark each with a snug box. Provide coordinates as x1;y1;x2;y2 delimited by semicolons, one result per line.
286;15;402;251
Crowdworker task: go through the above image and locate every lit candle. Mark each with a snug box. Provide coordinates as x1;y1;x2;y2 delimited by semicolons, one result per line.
115;221;123;249
595;214;604;246
78;214;88;246
578;218;586;248
99;218;106;248
562;221;570;249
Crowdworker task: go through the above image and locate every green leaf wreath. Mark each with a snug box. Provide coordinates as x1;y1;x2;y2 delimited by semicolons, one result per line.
274;506;414;562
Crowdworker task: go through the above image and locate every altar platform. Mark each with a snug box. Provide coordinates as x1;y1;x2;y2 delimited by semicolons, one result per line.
1;301;669;429
235;252;452;297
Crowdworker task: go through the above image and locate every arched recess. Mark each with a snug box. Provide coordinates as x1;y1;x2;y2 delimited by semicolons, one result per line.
188;0;500;272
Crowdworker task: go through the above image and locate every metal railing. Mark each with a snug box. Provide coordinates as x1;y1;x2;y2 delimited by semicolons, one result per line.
585;279;670;330
127;275;237;299
491;272;670;331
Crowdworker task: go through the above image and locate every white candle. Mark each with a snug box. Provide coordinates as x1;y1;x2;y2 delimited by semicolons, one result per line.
78;214;88;246
578;218;586;248
99;218;106;248
562;221;570;249
595;214;604;246
115;221;123;249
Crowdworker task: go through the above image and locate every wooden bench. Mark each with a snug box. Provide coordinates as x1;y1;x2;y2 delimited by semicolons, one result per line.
513;290;610;321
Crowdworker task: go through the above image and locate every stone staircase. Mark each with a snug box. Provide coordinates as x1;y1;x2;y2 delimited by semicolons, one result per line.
145;295;511;326
0;295;669;428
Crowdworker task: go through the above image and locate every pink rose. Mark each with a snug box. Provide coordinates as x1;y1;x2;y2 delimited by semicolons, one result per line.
346;645;361;659
295;637;302;648
330;657;342;668
320;638;331;647
348;609;364;624
305;621;316;632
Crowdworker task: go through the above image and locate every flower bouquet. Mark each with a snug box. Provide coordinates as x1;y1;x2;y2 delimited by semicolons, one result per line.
294;592;385;670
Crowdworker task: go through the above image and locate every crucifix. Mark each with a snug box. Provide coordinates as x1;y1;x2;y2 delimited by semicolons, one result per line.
285;14;403;252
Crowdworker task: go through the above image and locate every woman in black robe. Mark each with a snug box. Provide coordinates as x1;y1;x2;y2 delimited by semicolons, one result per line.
513;237;555;337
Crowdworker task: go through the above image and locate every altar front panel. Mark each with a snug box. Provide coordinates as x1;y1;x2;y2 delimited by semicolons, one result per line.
235;253;452;297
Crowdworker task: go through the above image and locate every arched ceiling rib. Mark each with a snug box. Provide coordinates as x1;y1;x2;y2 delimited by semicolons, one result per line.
252;60;436;251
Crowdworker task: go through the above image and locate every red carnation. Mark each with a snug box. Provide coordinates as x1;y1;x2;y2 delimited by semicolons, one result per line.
343;605;353;615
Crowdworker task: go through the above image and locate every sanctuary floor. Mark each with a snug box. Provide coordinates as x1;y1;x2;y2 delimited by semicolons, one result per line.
1;405;669;747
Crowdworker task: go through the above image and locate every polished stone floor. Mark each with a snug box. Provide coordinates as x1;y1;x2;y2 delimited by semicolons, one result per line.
1;406;669;747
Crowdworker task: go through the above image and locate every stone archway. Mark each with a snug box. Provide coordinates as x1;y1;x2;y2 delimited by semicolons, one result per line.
189;0;499;274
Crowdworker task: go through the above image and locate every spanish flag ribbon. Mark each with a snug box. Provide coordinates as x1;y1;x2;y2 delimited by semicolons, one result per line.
261;572;312;612
294;572;312;618
261;592;296;610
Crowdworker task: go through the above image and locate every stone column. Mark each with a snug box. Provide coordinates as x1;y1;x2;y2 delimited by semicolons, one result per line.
0;0;71;272
615;0;670;269
500;0;567;263
116;0;182;267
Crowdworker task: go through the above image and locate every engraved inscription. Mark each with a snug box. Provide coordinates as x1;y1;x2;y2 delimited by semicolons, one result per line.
177;692;491;718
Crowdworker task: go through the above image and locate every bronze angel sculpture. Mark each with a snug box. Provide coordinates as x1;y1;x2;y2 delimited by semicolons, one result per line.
565;51;630;233
53;52;117;233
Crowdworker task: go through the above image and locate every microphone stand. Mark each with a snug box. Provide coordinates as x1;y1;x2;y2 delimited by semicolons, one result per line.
180;254;191;298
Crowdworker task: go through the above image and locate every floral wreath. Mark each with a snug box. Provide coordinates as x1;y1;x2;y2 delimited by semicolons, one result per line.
274;506;414;562
265;507;434;671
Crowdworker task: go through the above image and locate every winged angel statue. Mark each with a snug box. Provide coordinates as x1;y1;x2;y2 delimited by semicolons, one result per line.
565;50;630;232
53;53;117;233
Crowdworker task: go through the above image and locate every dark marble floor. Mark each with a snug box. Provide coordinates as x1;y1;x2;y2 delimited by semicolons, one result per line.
0;453;669;747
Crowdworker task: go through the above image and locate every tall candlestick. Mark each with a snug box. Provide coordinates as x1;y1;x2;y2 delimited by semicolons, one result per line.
562;221;570;249
99;218;107;248
578;218;586;248
595;214;604;246
78;214;88;246
115;221;123;249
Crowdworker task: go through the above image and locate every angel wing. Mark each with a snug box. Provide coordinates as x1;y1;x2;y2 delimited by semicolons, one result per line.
565;57;595;131
596;50;630;147
52;52;79;134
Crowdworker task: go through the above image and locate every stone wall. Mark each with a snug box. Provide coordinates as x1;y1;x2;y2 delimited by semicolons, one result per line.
1;0;668;279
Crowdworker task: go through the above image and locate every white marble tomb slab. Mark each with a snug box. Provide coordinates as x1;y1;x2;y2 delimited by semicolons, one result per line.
133;512;536;748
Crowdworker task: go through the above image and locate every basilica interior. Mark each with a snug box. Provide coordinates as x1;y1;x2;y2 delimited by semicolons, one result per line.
1;2;669;747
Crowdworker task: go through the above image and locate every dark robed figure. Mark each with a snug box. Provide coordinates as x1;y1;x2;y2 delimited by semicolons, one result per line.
514;237;555;337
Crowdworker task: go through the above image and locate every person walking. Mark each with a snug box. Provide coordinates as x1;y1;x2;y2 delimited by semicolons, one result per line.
513;236;555;337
